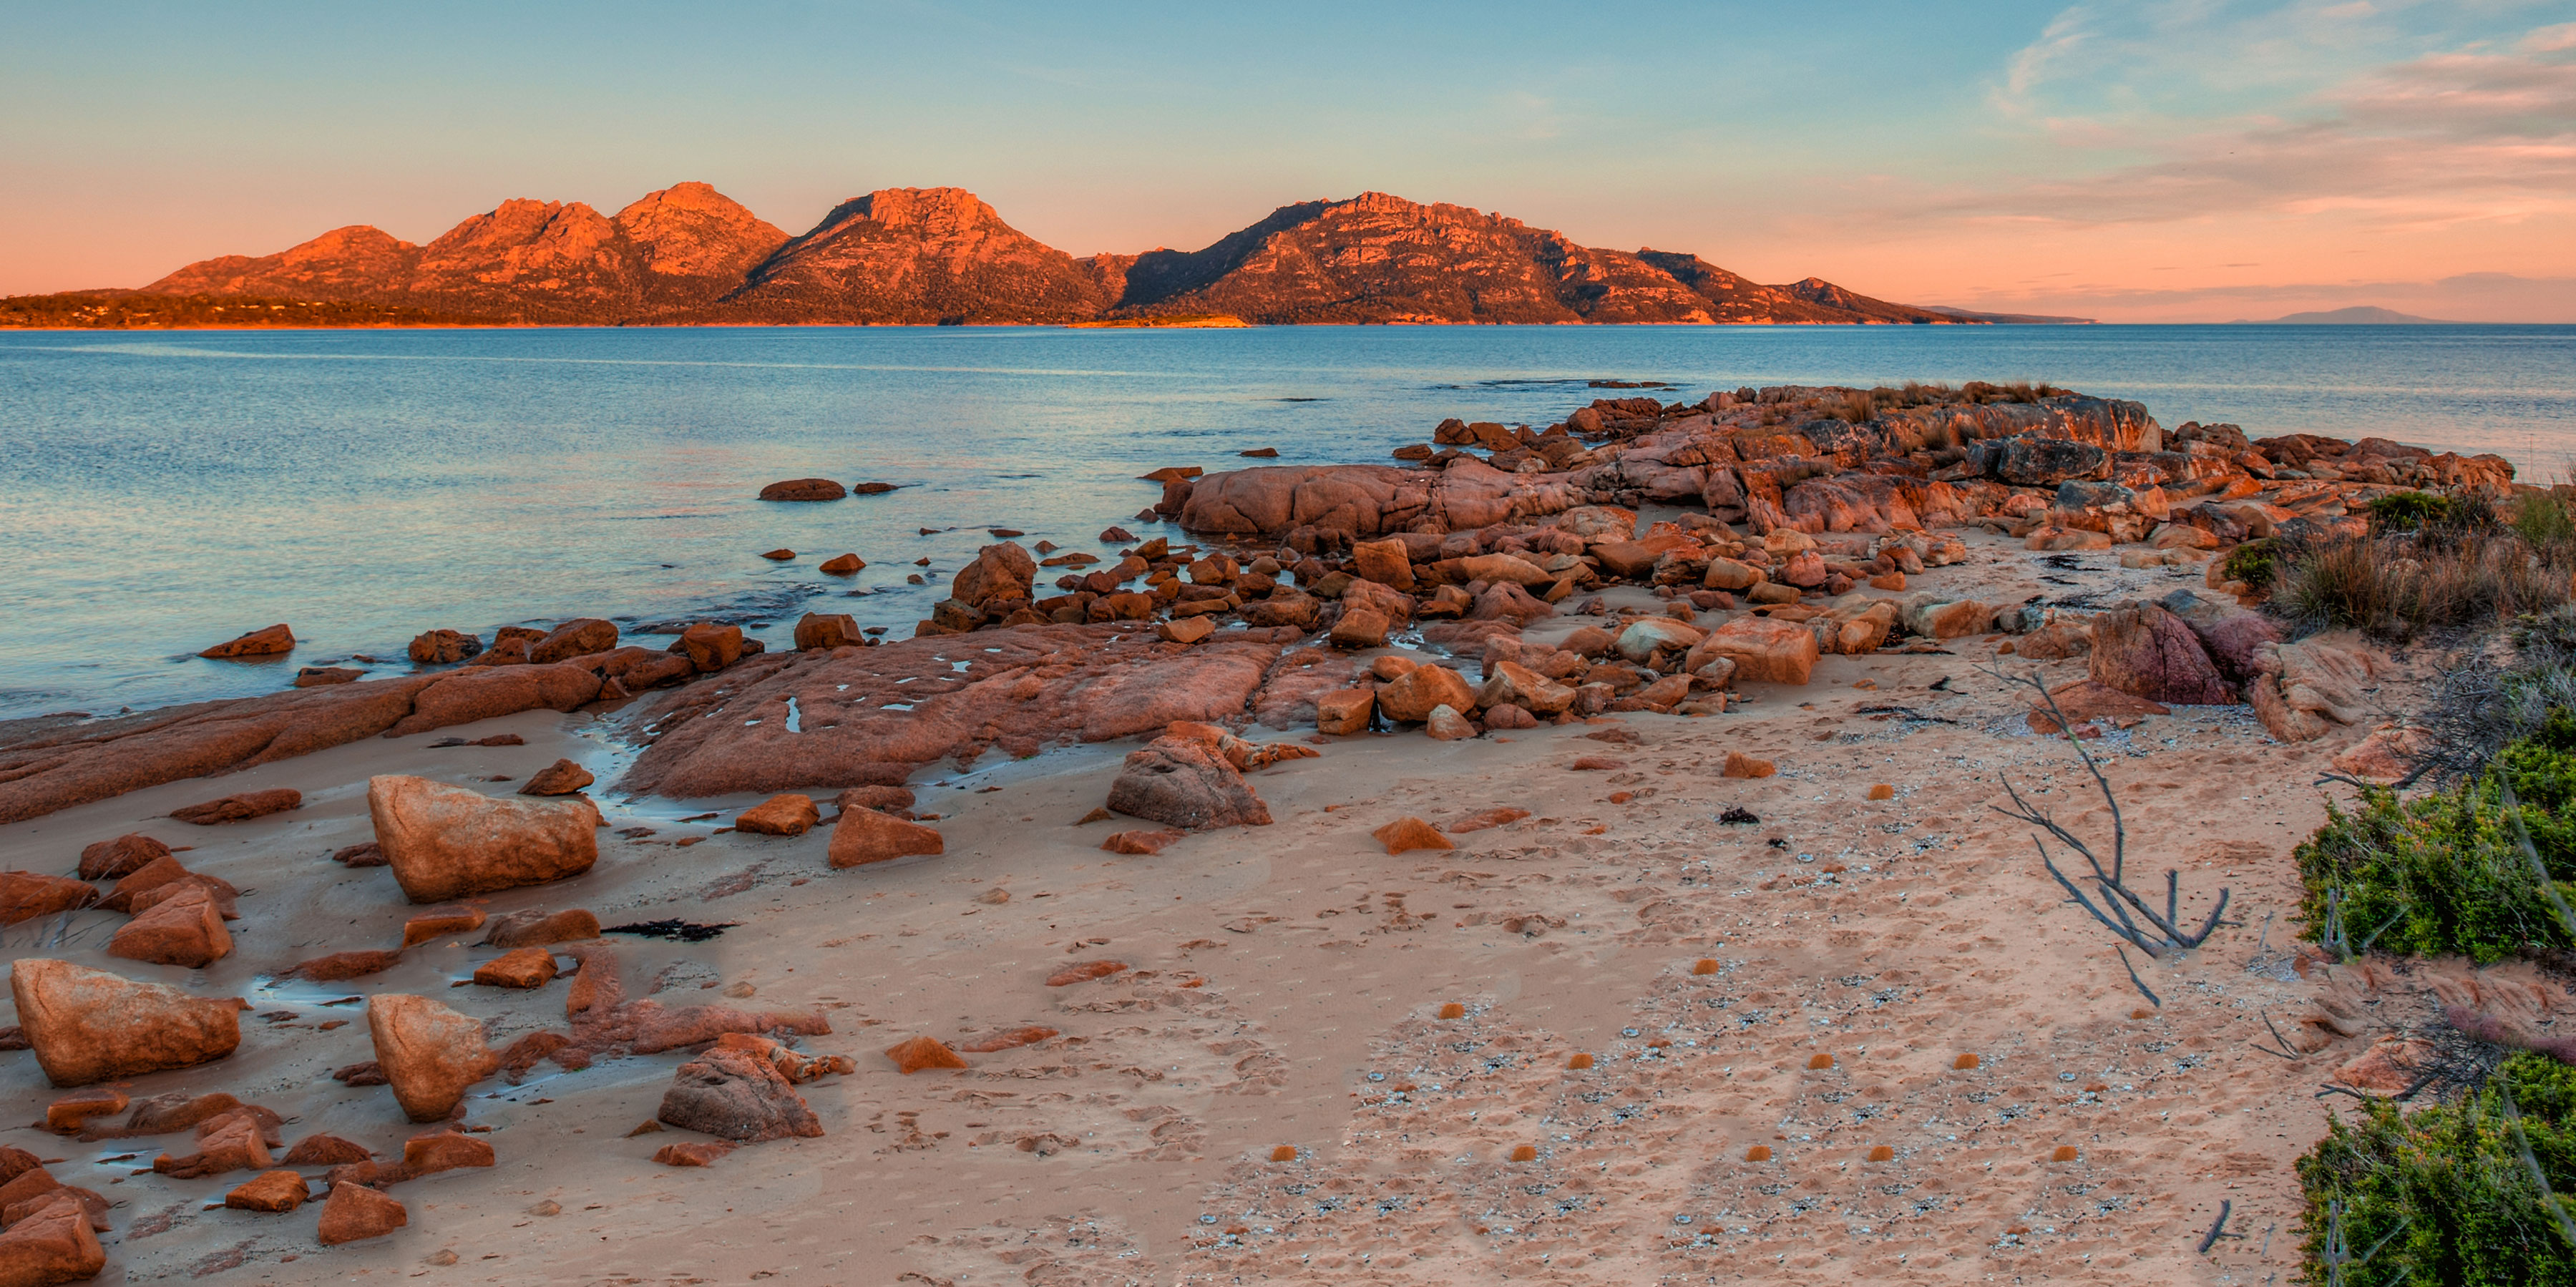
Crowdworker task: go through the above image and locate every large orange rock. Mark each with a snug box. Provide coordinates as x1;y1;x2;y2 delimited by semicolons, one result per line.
656;1046;824;1141
1376;664;1477;723
1315;688;1375;735
367;775;600;903
794;612;864;650
827;808;944;867
0;874;95;926
2089;604;2234;705
1106;735;1270;830
366;994;499;1122
0;1191;104;1283
198;624;295;658
675;622;746;672
1350;538;1415;591
407;628;484;664
1697;617;1818;685
11;960;240;1087
952;542;1038;610
106;884;231;969
315;1180;406;1245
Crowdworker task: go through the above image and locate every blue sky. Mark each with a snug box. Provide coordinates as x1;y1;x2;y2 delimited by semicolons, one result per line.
5;0;2571;318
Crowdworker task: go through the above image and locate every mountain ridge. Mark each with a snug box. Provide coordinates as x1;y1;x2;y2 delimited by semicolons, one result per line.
56;183;2023;328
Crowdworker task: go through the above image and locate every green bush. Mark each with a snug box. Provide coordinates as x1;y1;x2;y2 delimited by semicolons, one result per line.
2370;491;2460;533
2223;537;2280;588
2518;493;2576;552
2298;1052;2576;1286
2296;718;2576;963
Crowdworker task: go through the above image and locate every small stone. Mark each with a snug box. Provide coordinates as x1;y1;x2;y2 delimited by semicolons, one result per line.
223;1170;310;1213
366;994;499;1122
472;948;559;989
1722;753;1776;778
1100;829;1184;855
284;949;403;982
295;667;363;687
760;549;796;560
517;759;596;796
1568;756;1623;771
884;1036;969;1075
105;884;230;969
1372;817;1453;855
1156;616;1216;645
330;841;388;867
817;553;865;574
0;1193;103;1282
1045;961;1130;987
401;1130;494;1177
480;908;601;948
400;905;487;949
1445;807;1528;833
735;793;820;836
653;1141;737;1167
1329;608;1390;650
833;786;916;814
758;478;847;502
77;833;171;881
1865;783;1894;801
957;1027;1058;1054
1424;705;1477;741
316;1180;407;1245
42;1089;127;1135
198;624;295;658
1314;689;1375;736
170;788;301;825
0;874;97;927
827;808;945;868
280;1135;372;1166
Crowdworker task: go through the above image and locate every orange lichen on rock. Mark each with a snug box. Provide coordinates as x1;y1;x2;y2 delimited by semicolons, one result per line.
1866;783;1894;801
1436;1003;1466;1020
1954;1053;1981;1070
1566;1053;1594;1070
1745;1145;1772;1162
1269;1145;1299;1162
2051;1145;2081;1162
1692;959;1720;975
1866;1145;1896;1162
1508;1145;1538;1163
885;1036;968;1074
1807;1052;1834;1070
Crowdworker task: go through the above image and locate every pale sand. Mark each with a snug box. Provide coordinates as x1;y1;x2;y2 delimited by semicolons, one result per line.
0;532;2428;1283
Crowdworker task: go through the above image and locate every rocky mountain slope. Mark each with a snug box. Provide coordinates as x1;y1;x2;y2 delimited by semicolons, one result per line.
107;184;1981;327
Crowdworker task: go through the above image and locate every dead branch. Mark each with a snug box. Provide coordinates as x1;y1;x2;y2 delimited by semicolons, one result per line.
2116;946;2160;1007
2196;1199;2235;1254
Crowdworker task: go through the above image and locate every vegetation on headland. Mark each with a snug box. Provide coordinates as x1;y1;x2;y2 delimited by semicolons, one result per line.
0;293;494;329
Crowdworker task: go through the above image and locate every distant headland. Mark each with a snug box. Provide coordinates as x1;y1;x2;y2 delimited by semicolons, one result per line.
0;184;2094;330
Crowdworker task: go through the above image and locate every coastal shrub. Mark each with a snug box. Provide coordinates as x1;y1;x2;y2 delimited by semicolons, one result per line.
2517;491;2576;552
2274;529;2576;640
2367;491;2459;534
2223;538;2280;589
2296;1052;2576;1286
2297;719;2576;962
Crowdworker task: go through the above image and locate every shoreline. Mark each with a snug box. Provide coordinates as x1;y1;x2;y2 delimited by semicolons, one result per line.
0;378;2501;1282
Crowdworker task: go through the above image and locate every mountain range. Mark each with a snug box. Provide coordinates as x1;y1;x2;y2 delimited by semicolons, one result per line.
109;182;2017;327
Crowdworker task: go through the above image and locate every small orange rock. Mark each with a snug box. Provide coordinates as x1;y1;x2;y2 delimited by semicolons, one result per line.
1865;783;1894;801
223;1169;310;1213
760;549;795;560
280;1135;371;1166
314;1180;406;1245
2132;1007;2157;1019
1566;1053;1594;1070
472;947;558;989
43;1089;127;1134
1436;1003;1466;1020
400;906;487;949
653;1141;737;1167
1953;1053;1981;1070
1745;1145;1772;1162
1508;1145;1538;1163
1269;1145;1299;1163
1045;960;1129;987
1606;791;1634;803
1568;756;1624;771
1807;1052;1834;1070
1722;752;1776;779
818;554;865;575
957;1027;1058;1054
1691;959;1719;975
1100;829;1183;855
1372;816;1453;855
735;793;821;836
884;1036;968;1074
1866;1145;1895;1162
2051;1145;2080;1163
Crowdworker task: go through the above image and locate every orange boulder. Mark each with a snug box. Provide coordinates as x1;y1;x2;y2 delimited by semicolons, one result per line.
9;959;241;1087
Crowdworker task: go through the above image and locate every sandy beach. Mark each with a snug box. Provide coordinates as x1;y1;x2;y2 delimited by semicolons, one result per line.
0;513;2457;1285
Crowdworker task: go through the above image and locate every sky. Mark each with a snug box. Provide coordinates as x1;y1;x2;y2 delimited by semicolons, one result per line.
4;0;2572;320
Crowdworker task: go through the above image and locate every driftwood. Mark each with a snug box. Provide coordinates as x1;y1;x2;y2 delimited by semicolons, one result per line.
1989;667;2230;959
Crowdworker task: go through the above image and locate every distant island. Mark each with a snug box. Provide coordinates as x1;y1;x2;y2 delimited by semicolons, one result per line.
2233;305;2454;324
0;183;2092;330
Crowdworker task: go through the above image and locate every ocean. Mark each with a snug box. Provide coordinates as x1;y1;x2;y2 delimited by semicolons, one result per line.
4;323;2570;720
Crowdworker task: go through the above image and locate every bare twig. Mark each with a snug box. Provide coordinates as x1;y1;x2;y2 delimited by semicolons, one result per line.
2254;1009;2302;1061
2116;946;2160;1007
2197;1199;2233;1253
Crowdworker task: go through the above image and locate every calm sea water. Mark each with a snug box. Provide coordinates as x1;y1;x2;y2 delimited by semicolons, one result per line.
4;323;2570;720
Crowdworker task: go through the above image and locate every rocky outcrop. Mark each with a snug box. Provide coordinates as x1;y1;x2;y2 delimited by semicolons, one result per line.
10;959;242;1087
2088;605;2235;706
366;775;600;903
618;623;1297;798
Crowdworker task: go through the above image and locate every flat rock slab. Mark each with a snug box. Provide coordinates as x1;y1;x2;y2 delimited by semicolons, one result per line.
619;623;1305;798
